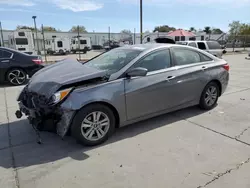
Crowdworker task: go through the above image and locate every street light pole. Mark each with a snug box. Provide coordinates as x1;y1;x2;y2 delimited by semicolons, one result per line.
140;0;143;44
32;16;40;55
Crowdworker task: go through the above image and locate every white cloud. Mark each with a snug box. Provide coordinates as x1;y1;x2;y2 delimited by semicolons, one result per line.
51;0;103;12
0;0;35;6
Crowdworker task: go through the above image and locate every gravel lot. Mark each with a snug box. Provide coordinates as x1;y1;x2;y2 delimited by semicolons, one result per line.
1;54;250;188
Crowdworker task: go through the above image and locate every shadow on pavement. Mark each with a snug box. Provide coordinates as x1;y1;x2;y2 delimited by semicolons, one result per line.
0;106;206;169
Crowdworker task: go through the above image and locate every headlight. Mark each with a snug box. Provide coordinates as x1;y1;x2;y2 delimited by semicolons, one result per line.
51;88;72;104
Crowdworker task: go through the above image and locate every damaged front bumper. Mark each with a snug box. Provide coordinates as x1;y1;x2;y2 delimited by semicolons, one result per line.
15;88;76;138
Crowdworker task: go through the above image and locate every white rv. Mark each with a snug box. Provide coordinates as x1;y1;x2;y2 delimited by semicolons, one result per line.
46;37;70;55
71;37;91;54
8;30;36;55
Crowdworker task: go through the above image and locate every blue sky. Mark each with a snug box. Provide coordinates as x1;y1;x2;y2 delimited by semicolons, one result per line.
0;0;249;32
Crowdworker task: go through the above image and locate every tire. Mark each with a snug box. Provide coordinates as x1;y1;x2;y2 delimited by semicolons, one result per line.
71;104;116;146
59;50;64;55
199;82;220;110
6;68;27;86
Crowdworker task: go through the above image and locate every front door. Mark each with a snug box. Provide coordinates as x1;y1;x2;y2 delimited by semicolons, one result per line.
125;49;178;120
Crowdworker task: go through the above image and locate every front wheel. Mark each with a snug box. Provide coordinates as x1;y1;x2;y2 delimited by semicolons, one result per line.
7;69;27;86
199;82;220;110
71;104;116;146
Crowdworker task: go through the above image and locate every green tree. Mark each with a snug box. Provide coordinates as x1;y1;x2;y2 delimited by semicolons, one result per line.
203;26;212;34
228;21;241;36
189;27;196;32
42;26;57;32
69;25;87;33
16;25;36;31
240;23;250;35
153;25;176;32
120;29;132;34
212;28;223;34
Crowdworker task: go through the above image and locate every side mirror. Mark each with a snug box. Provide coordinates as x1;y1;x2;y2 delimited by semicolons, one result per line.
126;67;148;77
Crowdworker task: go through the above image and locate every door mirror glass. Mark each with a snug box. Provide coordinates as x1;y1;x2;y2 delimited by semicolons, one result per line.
126;67;148;77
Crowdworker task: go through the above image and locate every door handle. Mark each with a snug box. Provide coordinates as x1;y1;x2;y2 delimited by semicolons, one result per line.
1;60;10;63
201;66;207;71
166;76;176;82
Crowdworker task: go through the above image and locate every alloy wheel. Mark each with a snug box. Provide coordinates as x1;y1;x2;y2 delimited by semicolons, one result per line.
204;86;218;106
81;111;110;141
8;70;26;85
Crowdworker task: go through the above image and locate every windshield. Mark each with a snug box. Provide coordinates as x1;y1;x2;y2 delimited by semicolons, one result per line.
83;48;142;74
15;38;28;45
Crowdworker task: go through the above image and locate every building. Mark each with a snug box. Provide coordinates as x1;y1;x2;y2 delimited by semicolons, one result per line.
0;29;227;53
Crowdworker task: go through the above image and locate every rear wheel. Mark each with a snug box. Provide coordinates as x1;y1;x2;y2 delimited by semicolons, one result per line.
7;69;27;86
59;49;64;55
71;104;115;146
199;82;219;110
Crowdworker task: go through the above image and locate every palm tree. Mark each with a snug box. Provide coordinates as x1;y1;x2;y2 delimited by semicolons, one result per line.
189;27;196;32
203;26;212;40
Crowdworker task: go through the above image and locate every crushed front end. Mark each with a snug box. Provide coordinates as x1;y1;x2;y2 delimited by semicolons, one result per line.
16;86;76;139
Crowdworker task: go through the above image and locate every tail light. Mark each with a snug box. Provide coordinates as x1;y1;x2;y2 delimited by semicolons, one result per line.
32;59;43;65
223;64;230;71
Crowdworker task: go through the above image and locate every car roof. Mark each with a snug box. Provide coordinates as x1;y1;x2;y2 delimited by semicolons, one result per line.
0;47;29;56
177;41;218;43
118;43;181;51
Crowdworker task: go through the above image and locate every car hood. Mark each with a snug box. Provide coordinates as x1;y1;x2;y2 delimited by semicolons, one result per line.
27;59;107;98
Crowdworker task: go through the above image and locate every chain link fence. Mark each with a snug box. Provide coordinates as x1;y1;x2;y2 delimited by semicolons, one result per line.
224;35;250;52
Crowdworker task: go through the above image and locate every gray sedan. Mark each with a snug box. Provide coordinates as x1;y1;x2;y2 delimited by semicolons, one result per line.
16;44;229;146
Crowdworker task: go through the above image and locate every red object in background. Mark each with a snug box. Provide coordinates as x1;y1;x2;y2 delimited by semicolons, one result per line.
167;29;196;37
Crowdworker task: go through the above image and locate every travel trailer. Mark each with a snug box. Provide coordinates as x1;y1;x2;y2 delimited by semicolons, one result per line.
71;37;91;54
8;30;36;55
46;37;70;55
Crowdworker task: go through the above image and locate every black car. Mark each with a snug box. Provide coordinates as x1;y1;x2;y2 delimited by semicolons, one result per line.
0;47;44;85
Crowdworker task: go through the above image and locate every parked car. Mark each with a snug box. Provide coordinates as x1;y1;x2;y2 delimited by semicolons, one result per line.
176;41;226;58
16;44;229;146
0;47;44;85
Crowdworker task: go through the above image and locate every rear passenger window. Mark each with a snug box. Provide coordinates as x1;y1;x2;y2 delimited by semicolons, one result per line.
197;42;207;50
206;41;221;49
200;53;213;62
188;42;197;48
2;51;12;58
133;50;171;72
172;48;201;65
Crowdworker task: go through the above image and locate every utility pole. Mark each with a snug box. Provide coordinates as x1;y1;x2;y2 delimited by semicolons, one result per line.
32;16;40;55
41;24;47;63
77;25;81;61
0;21;4;47
140;0;143;44
108;26;111;49
134;28;136;44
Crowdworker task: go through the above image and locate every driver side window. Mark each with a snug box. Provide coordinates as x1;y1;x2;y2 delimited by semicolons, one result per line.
133;49;171;72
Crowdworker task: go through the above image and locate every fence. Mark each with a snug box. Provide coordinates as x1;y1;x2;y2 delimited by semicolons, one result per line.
224;35;250;52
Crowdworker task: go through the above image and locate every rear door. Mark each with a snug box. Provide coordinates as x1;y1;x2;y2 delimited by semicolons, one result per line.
170;47;213;105
0;49;14;81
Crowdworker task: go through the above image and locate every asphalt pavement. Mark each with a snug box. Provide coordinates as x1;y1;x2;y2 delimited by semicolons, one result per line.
1;54;250;188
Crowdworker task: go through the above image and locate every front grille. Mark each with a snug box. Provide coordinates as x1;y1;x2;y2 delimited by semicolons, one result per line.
22;87;49;108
